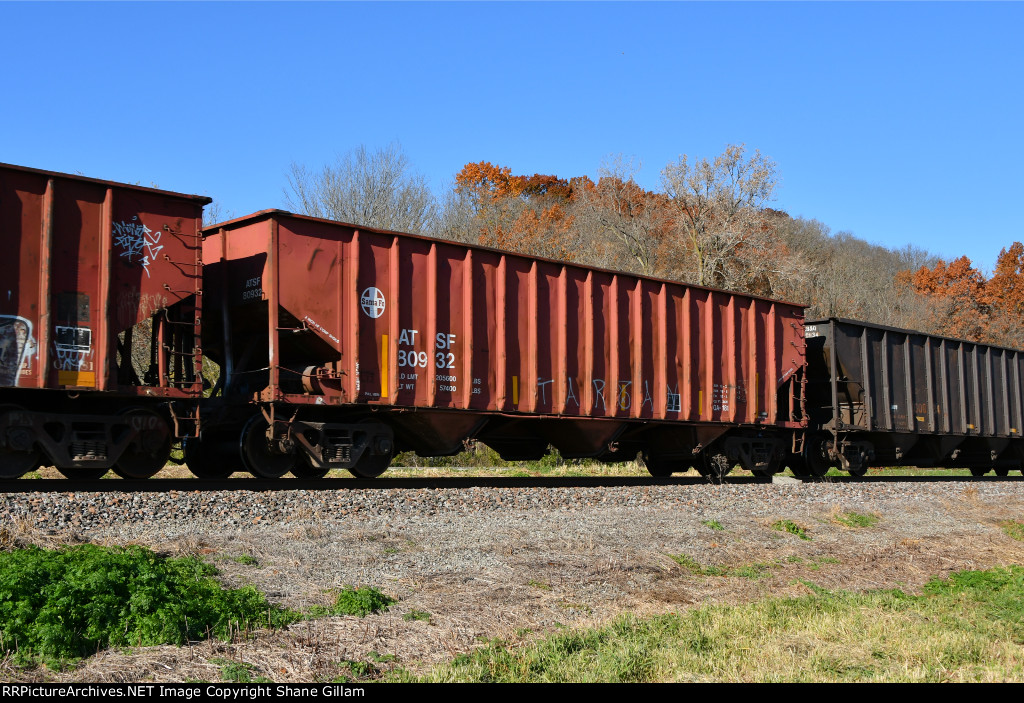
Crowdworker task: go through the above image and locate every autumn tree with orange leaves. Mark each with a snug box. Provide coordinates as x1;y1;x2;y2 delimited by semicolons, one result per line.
898;248;1024;348
983;242;1024;347
453;161;583;262
901;256;989;341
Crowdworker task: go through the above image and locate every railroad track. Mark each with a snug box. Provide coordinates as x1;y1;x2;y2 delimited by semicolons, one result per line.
0;473;1017;494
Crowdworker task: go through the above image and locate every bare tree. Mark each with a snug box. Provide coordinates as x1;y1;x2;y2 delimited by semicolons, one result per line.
577;155;667;276
661;144;778;288
202;201;234;228
431;181;480;244
772;216;940;328
285;143;437;233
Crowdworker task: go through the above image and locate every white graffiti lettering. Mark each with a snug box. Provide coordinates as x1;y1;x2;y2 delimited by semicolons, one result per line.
113;217;163;278
666;385;681;412
566;377;579;407
537;377;553;404
116;290;168;327
53;326;92;371
53;346;91;371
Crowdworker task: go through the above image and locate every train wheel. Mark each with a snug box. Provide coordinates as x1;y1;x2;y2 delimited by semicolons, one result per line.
348;422;393;478
970;467;989;477
994;467;1010;477
56;467;108;479
183;433;238;479
750;454;783;478
112;409;171;479
847;465;868;478
348;452;391;478
802;433;833;478
291;462;330;479
0;406;39;479
786;454;811;478
0;447;38;479
240;415;296;479
0;440;39;479
642;450;682;477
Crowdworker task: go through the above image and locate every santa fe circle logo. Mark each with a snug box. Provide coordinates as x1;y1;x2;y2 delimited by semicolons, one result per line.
360;287;386;318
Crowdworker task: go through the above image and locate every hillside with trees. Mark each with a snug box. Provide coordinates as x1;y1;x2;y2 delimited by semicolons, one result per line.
285;144;1024;348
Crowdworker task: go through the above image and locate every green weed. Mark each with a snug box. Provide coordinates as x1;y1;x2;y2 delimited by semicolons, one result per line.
403;610;431;623
210;658;272;683
231;554;259;566
0;545;299;664
702;520;725;531
528;580;552;590
332;659;377;682
773;519;811;540
320;586;396;617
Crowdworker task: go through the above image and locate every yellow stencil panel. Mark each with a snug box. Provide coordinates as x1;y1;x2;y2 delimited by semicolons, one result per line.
58;371;95;387
381;334;388;398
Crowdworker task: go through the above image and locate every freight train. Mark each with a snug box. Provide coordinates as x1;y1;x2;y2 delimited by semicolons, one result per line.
0;163;1021;481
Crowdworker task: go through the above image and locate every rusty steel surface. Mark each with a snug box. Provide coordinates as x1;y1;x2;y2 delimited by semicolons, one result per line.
0;163;209;397
807;318;1024;438
204;210;807;429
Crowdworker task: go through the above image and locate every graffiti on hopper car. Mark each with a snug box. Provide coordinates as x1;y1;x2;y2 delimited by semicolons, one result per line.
113;217;164;278
0;315;36;387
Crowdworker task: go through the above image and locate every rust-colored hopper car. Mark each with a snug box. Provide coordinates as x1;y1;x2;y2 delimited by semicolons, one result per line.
194;210;807;479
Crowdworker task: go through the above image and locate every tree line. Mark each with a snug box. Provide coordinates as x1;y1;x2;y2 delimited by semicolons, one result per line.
283;143;1024;349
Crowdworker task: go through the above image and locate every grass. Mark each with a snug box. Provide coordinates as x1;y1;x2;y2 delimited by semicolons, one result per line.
1001;520;1024;541
833;511;880;529
388;565;1024;682
669;554;775;579
702;520;725;531
558;601;593;614
772;519;811;541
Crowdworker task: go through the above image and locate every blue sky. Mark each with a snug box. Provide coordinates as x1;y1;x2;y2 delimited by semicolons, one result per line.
2;1;1021;273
